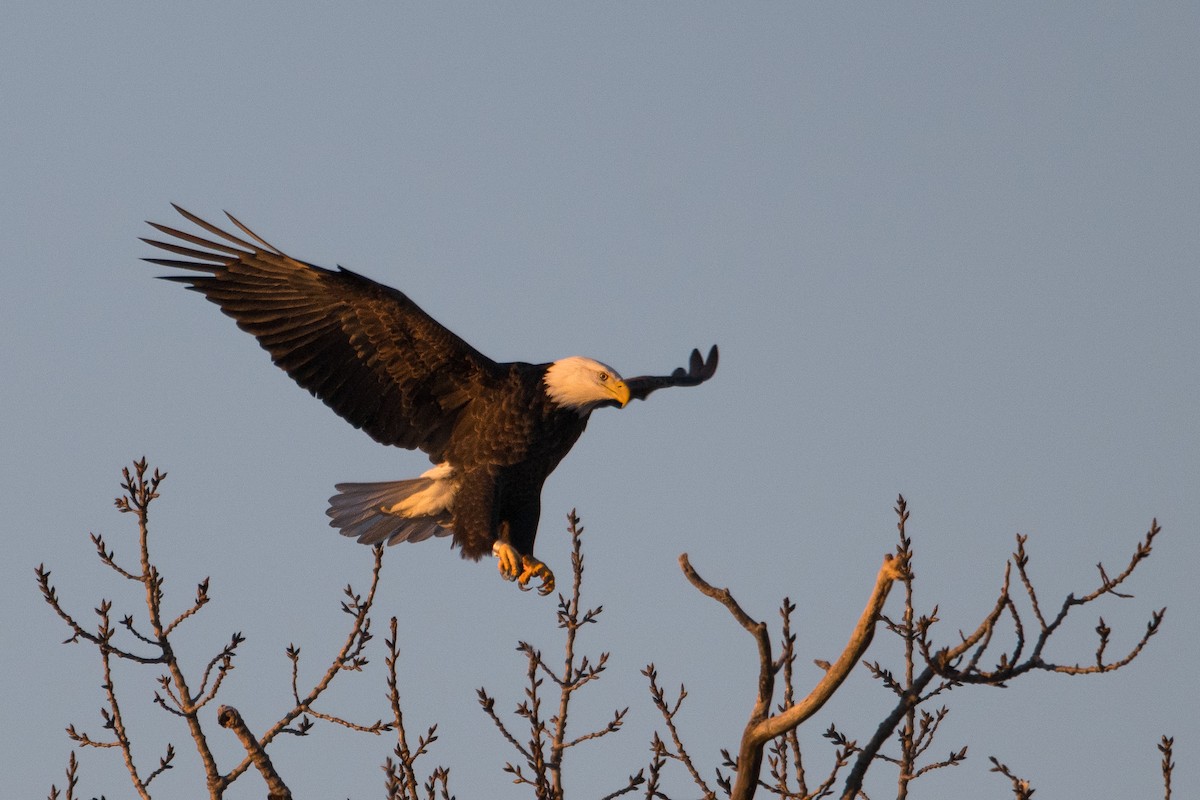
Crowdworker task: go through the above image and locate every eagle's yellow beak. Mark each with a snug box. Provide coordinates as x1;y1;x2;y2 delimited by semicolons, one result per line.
611;380;631;408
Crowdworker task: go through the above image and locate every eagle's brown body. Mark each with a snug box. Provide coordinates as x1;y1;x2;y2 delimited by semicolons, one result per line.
419;362;591;560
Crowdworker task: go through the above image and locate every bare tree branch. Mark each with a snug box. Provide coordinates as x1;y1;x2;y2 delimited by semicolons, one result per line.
39;464;1174;798
989;756;1035;799
47;751;80;800
679;550;905;800
845;509;1165;799
479;511;636;800
218;705;292;800
39;461;404;798
383;616;446;800
1159;735;1174;800
643;667;716;800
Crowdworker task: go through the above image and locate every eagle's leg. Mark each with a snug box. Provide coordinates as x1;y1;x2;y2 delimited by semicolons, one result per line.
517;555;555;596
492;524;522;582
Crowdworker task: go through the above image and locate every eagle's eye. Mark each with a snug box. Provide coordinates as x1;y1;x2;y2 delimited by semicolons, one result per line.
598;372;609;382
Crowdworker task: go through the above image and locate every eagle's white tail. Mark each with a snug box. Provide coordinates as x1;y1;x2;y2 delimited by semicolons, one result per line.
327;464;456;546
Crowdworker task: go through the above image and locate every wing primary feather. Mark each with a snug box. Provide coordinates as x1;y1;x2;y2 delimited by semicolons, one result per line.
139;237;231;263
145;259;222;273
144;222;247;256
170;204;260;251
224;210;283;252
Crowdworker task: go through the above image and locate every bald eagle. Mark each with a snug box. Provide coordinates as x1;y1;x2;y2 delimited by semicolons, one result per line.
143;206;717;595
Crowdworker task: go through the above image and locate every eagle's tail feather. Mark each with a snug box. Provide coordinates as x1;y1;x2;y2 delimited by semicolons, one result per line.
327;478;454;546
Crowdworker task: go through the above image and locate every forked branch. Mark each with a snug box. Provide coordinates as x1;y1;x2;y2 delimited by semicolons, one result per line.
678;551;905;800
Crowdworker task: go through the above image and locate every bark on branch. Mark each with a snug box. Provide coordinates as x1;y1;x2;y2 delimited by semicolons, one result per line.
217;705;291;800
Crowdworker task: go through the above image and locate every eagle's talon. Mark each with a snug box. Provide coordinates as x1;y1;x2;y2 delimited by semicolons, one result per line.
493;541;521;582
517;556;555;596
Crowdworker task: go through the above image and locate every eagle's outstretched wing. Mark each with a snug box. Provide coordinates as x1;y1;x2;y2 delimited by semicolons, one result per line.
603;345;719;407
143;205;501;459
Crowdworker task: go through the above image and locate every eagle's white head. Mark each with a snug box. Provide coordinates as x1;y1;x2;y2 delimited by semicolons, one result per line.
543;356;630;415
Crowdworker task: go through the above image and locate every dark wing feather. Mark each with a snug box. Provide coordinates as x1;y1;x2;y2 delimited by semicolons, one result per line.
143;205;501;458
603;345;719;407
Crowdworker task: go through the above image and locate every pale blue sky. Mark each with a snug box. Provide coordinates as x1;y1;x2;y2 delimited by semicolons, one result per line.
3;4;1197;798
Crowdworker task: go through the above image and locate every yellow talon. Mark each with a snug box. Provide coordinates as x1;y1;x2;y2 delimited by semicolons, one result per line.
493;543;554;595
517;555;555;596
492;541;521;581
